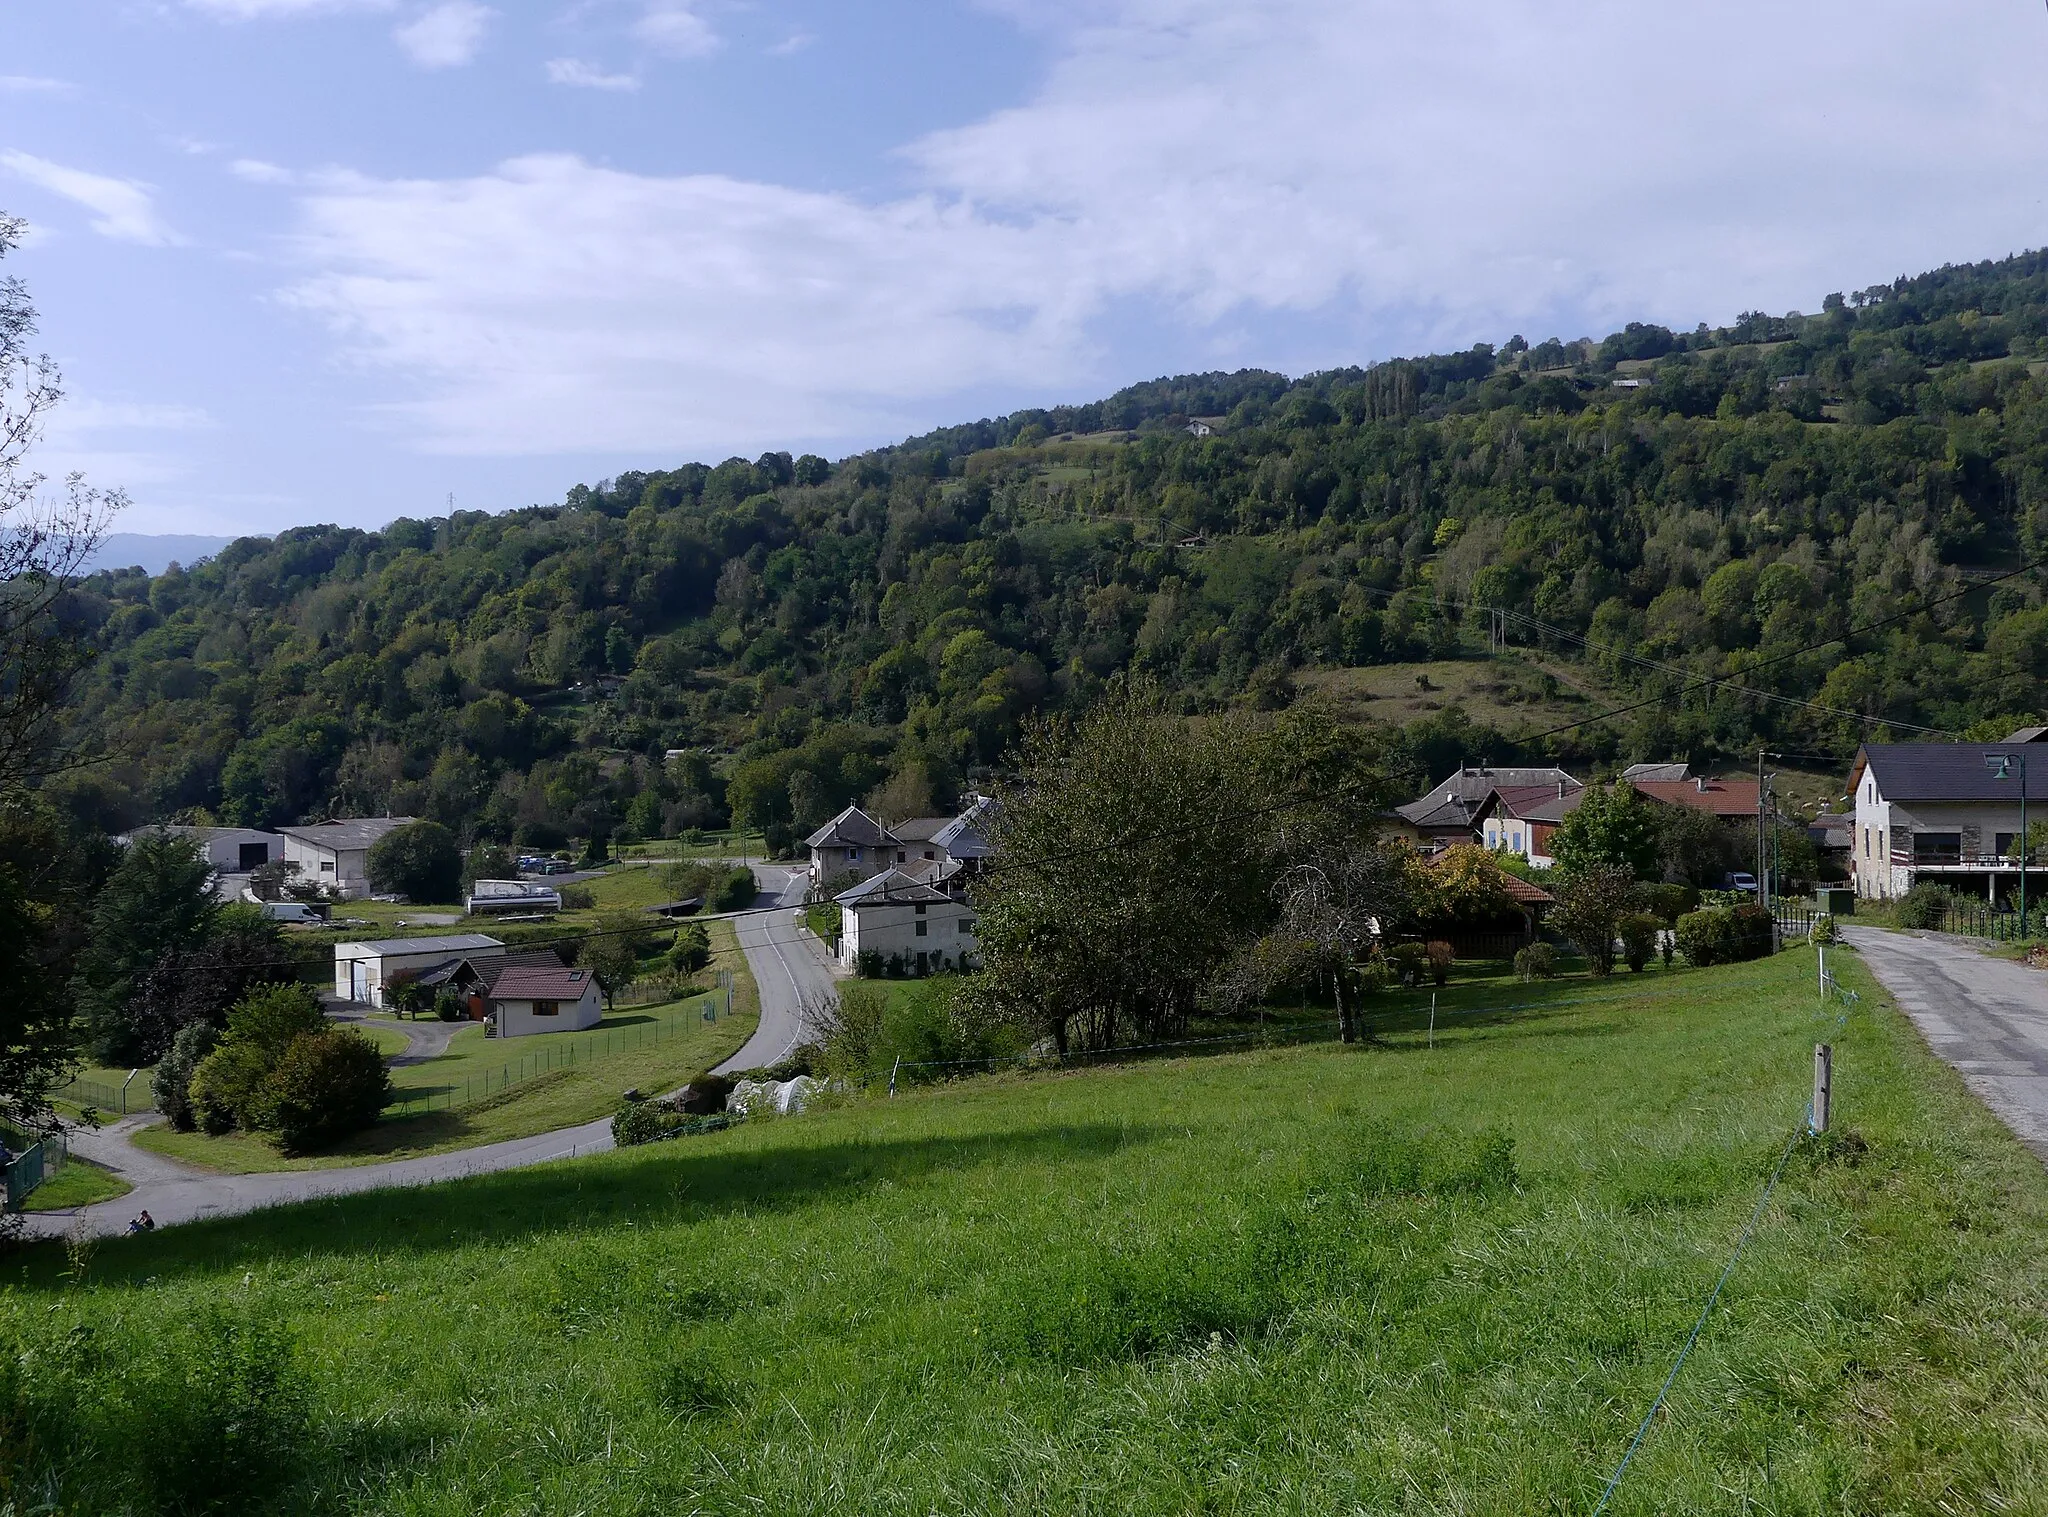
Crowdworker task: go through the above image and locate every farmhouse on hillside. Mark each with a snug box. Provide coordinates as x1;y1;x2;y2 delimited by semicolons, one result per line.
280;817;419;898
807;795;998;898
333;932;505;1006
1851;735;2048;901
834;868;979;976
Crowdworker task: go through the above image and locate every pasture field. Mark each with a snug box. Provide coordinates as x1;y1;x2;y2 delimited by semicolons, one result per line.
8;947;2047;1514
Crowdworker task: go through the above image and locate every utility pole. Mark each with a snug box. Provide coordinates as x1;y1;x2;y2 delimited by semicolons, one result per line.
1756;748;1767;912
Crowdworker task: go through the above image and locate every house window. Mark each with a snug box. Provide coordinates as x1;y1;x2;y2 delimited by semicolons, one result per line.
1863;827;1870;856
320;860;335;873
915;921;928;937
1912;832;1962;865
850;848;861;861
896;851;906;863
923;850;934;859
1997;833;2019;859
915;902;927;915
533;1000;560;1017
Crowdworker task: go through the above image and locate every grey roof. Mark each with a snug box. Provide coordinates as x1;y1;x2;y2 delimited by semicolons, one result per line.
151;825;281;845
805;805;896;851
279;817;419;851
834;868;954;907
1855;744;2048;802
1395;768;1580;831
336;933;505;959
1622;762;1690;782
931;795;997;859
889;816;953;843
2004;726;2048;744
902;856;964;887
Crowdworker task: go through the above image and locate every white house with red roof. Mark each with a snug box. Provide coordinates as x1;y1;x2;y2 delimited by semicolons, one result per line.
488;963;602;1037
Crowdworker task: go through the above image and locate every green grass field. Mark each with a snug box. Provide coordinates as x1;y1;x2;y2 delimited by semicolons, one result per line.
10;945;2048;1513
22;1155;132;1212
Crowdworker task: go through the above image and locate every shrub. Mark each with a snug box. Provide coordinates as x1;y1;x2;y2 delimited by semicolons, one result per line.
669;922;711;974
264;1029;393;1154
1675;905;1775;967
1811;912;1839;945
188;1041;276;1135
1387;942;1428;986
854;949;885;979
612;1097;668;1147
225;983;325;1056
1551;863;1637;977
1513;942;1556;981
1896;882;1957;930
558;884;596;911
366;820;462;904
1617;913;1661;973
1423;941;1454;986
1636;882;1700;924
153;1021;221;1132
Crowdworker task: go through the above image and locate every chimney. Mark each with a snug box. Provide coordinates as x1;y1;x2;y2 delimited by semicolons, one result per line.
1696;776;1707;793
1557;779;1566;798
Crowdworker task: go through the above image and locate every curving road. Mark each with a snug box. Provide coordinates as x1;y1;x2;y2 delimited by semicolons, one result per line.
714;865;840;1074
25;863;841;1238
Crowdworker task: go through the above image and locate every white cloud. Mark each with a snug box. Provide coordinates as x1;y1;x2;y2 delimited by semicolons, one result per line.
634;1;719;59
278;1;2048;458
394;1;493;67
767;32;816;57
546;58;641;92
0;152;180;246
232;158;297;184
0;76;75;95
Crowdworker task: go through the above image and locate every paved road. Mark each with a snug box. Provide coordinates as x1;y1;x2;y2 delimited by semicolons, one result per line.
1844;926;2048;1161
714;865;841;1074
25;865;840;1238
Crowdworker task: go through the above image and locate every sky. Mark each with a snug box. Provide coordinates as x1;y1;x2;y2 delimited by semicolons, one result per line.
5;2;2048;537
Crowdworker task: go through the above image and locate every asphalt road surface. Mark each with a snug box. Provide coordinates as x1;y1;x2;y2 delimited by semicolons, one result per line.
1844;925;2048;1161
714;865;839;1074
26;862;840;1238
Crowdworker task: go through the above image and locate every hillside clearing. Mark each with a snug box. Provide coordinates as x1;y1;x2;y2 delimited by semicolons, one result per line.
9;947;2047;1513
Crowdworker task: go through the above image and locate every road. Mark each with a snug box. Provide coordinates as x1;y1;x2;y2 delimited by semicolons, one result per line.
23;863;841;1239
1843;925;2048;1161
713;865;840;1073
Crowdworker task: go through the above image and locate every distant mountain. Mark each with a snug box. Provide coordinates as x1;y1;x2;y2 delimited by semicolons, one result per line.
80;533;239;576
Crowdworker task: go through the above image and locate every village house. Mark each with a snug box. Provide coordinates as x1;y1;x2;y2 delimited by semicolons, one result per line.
333;932;505;1006
1393;766;1582;851
1851;737;2048;901
833;868;979;976
485;963;602;1037
280;817;419;898
1476;784;1584;866
806;795;998;898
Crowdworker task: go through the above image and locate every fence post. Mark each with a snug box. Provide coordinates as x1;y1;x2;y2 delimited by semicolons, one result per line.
1812;1044;1833;1135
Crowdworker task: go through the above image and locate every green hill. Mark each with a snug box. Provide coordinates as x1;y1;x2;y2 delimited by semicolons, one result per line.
9;950;2046;1512
42;247;2048;851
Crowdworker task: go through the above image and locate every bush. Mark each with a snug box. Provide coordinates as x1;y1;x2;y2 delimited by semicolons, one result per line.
265;1029;393;1154
1513;942;1556;981
1387;942;1428;986
669;922;711;974
188;1041;276;1135
1896;882;1957;930
1675;905;1774;967
558;884;596;911
612;1097;668;1147
366;820;462;904
225;982;326;1056
1636;882;1700;924
1423;941;1454;986
1551;863;1637;977
153;1021;221;1132
1617;913;1661;973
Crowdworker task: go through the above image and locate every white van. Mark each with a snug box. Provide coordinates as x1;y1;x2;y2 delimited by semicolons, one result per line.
260;901;324;924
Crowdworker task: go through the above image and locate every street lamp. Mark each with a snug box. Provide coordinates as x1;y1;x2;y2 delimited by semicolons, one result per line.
1988;752;2028;927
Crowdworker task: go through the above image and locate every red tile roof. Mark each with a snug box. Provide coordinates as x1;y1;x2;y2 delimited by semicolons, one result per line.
1630;778;1761;818
489;966;592;1002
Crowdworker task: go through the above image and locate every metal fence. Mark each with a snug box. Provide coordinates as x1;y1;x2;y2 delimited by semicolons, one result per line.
51;1074;152;1115
4;1133;66;1211
1934;901;2042;942
386;992;727;1115
1773;904;1819;941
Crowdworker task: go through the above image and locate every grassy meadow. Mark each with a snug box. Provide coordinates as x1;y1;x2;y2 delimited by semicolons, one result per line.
7;945;2047;1514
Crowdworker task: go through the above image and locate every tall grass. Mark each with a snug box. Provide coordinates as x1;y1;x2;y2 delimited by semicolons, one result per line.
4;948;2046;1513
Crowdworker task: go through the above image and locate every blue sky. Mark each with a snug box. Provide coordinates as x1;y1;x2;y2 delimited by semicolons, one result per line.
6;2;2048;536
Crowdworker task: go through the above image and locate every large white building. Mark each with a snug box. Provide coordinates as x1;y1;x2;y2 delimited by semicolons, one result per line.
1851;739;2048;901
833;869;979;976
280;817;419;899
333;932;504;1006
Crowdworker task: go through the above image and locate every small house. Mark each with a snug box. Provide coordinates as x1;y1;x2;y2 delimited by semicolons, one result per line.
334;932;504;1006
487;963;602;1037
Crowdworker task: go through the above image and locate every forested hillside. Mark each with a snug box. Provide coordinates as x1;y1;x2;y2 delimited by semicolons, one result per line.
45;249;2048;853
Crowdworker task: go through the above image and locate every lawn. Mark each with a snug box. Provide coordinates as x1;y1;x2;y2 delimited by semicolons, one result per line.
22;1155;132;1213
127;921;760;1175
10;944;2048;1513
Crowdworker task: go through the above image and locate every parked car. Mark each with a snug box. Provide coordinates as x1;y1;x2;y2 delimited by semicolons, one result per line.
1726;872;1758;893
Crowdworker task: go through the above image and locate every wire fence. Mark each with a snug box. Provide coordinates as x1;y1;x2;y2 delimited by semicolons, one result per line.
385;992;726;1115
4;1133;67;1211
51;1074;152;1116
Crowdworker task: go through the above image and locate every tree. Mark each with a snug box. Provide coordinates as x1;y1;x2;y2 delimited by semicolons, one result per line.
122;906;293;1063
1550;864;1638;976
865;763;938;826
668;922;710;974
367;820;462;903
1657;803;1740;887
965;682;1333;1052
1417;843;1517;927
582;910;652;1006
462;843;519;892
1550;782;1662;879
153;1021;221;1132
73;830;219;1064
